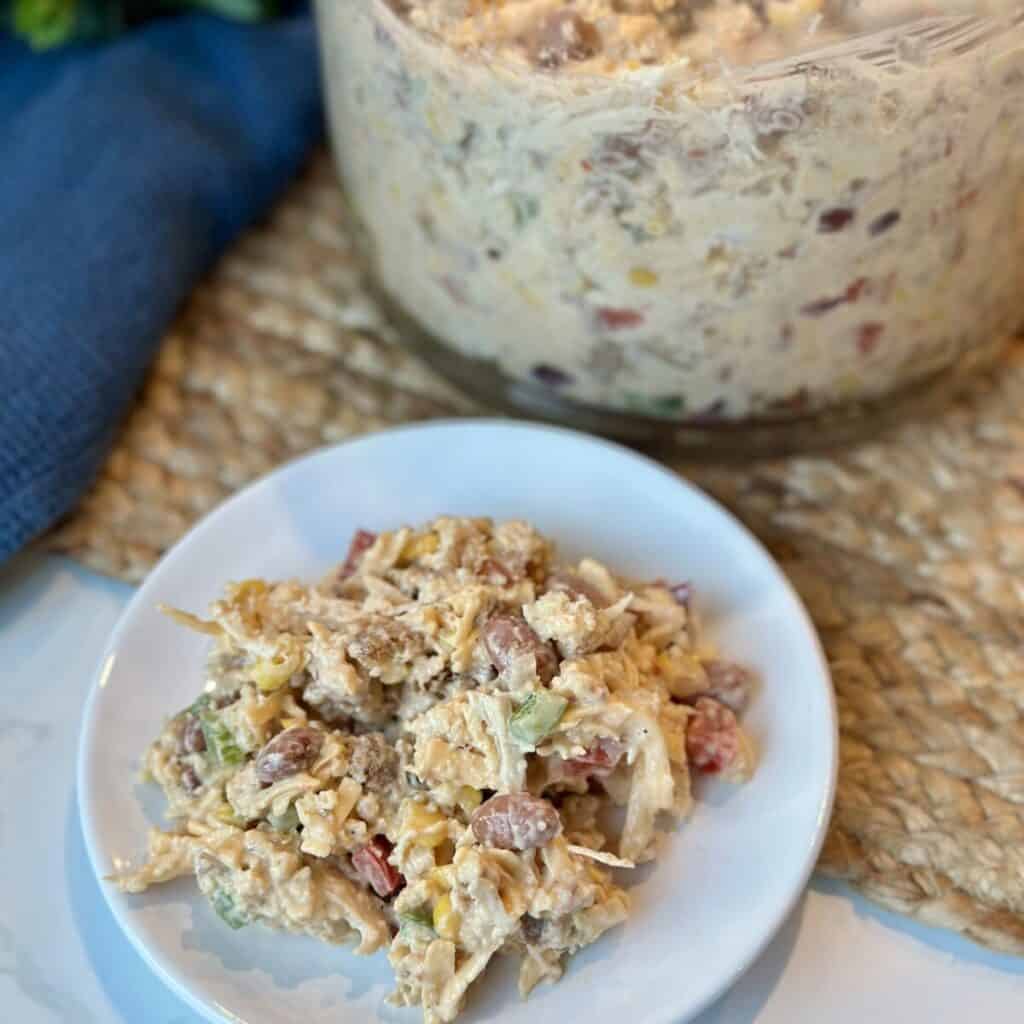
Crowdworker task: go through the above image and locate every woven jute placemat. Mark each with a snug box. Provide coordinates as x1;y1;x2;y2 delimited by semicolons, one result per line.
49;150;1024;955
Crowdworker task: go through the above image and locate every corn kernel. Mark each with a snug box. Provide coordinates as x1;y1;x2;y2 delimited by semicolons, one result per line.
399;532;440;566
456;786;481;813
406;802;447;847
645;218;667;238
657;650;704;679
629;267;659;287
433;894;461;942
407;803;445;829
230;579;267;599
214;803;245;828
837;373;863;398
251;640;305;693
251;660;288;693
430;864;456;891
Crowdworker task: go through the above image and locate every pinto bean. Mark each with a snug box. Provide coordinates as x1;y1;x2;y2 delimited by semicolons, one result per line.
254;727;323;785
470;793;562;850
352;836;403;898
529;11;601;68
482;614;558;683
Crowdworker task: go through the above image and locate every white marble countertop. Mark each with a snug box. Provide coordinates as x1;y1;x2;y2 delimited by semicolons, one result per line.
4;550;1024;1024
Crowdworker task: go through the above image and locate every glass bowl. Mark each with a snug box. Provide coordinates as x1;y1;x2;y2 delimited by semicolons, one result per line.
315;0;1024;453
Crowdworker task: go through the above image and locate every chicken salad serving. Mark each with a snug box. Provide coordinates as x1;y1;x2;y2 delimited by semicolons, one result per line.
113;515;756;1023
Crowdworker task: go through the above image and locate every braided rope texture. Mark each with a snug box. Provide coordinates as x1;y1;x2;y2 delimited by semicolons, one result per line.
49;152;1024;955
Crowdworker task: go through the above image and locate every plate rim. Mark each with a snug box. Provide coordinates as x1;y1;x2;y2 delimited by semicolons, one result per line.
77;416;838;1024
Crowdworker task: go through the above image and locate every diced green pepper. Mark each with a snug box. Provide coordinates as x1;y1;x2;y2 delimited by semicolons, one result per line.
267;805;301;833
399;905;435;936
188;693;213;716
210;886;249;930
510;691;568;747
200;713;244;767
214;803;247;829
508;192;539;228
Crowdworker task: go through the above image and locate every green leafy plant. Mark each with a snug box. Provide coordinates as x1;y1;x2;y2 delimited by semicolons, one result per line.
5;0;283;51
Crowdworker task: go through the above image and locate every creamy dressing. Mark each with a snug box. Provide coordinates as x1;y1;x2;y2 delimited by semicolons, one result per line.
318;0;1024;421
114;516;756;1022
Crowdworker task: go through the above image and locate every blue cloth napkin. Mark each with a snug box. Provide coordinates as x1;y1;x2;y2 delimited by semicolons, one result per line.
0;11;323;565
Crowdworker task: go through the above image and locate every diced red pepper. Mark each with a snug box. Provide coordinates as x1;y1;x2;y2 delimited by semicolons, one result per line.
340;529;377;579
352;836;403;898
480;557;511;584
845;277;868;302
597;307;645;330
857;322;885;355
956;188;979;210
702;660;754;714
686;697;742;775
801;277;868;317
562;737;625;778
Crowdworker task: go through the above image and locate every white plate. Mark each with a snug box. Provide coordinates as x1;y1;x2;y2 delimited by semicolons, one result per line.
78;419;837;1024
